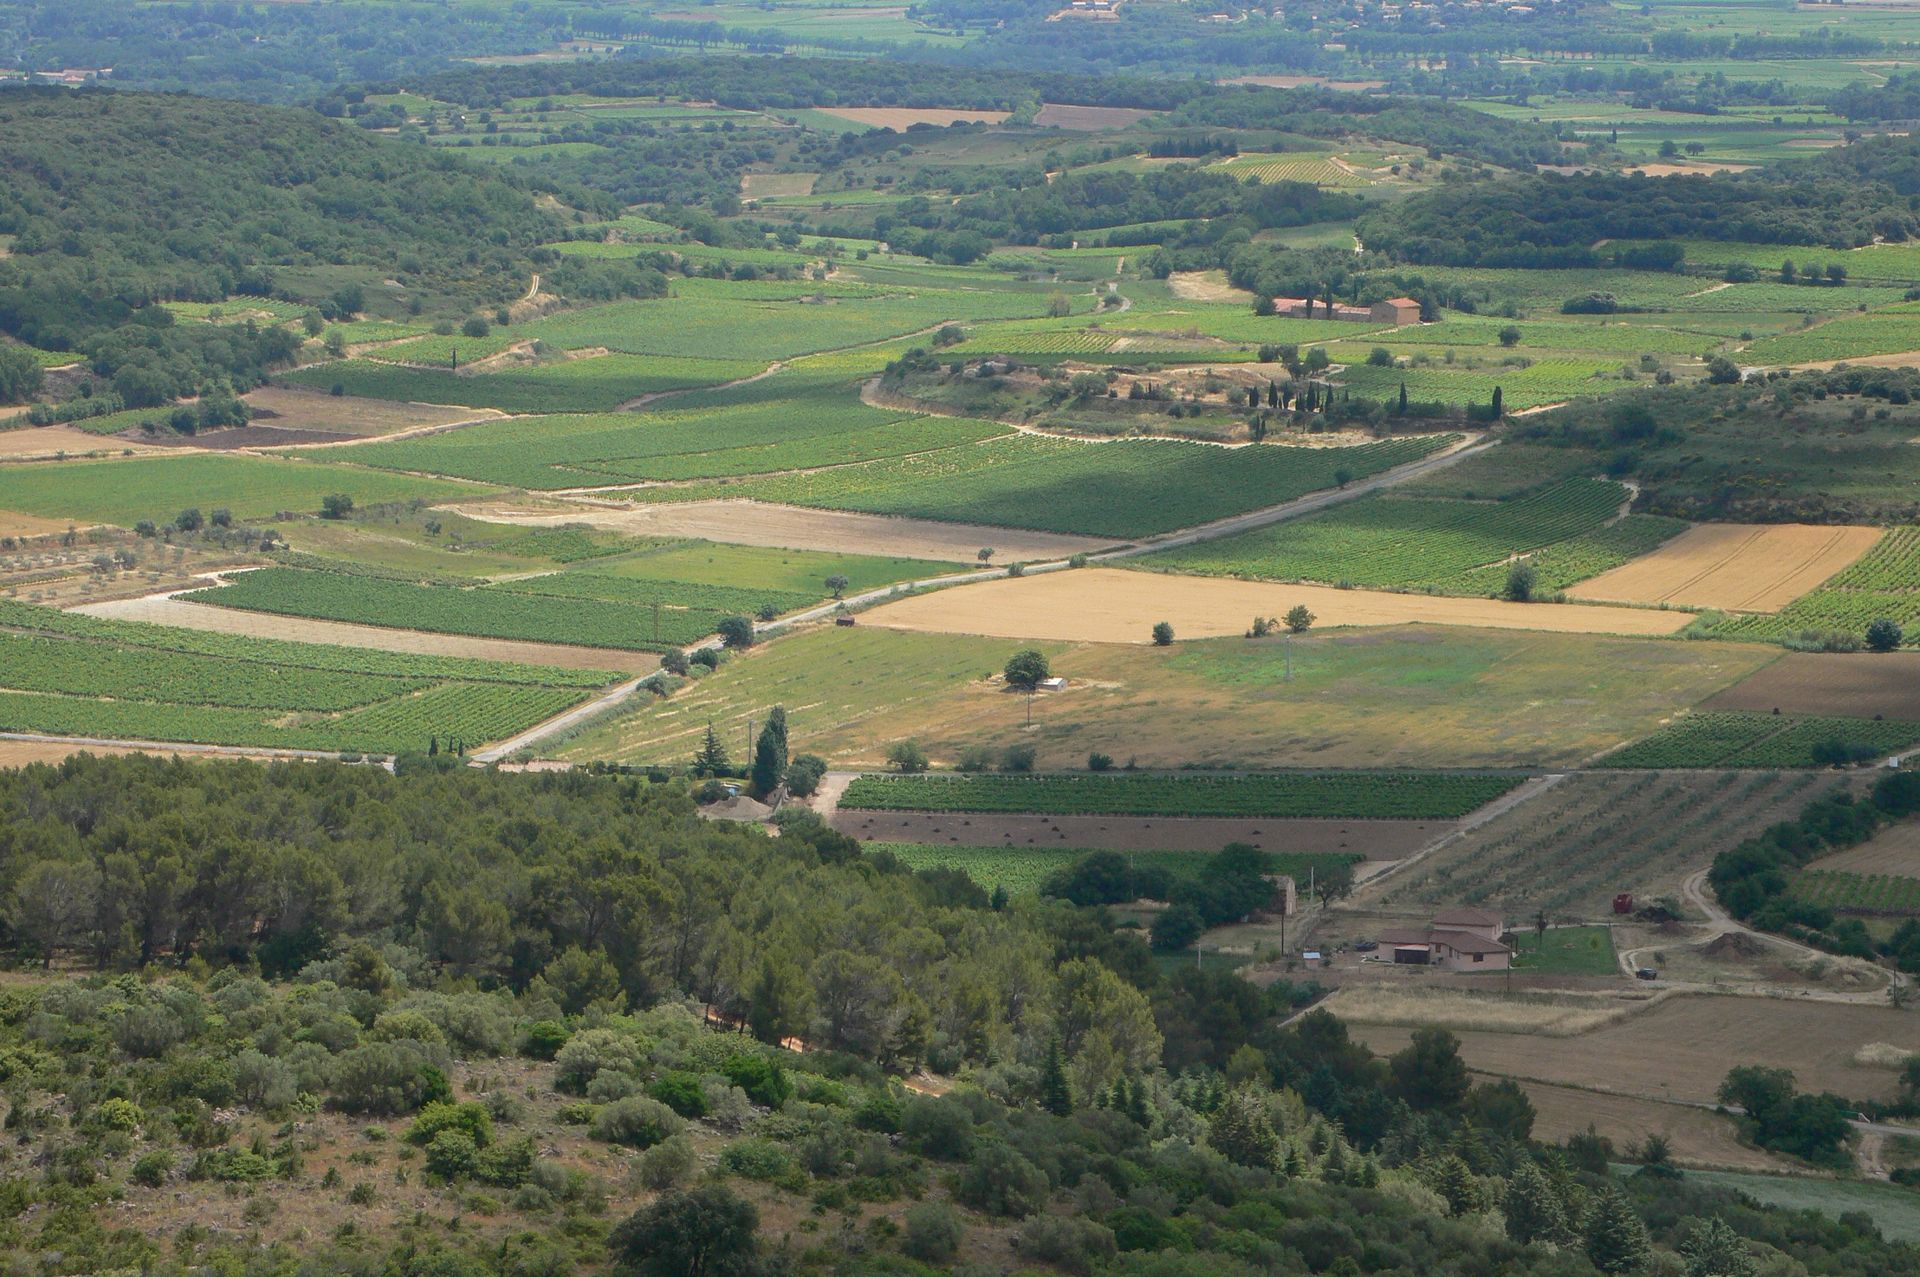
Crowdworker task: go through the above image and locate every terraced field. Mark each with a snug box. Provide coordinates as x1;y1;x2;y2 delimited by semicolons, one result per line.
1148;479;1630;592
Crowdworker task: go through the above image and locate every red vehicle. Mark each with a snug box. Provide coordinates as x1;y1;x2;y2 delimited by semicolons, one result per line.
1613;893;1634;915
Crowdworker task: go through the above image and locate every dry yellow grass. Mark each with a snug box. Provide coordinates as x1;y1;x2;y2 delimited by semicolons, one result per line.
1813;822;1920;879
1855;1042;1920;1069
1517;1080;1793;1171
1323;986;1642;1037
740;172;818;198
1166;271;1255;303
864;568;1696;642
451;498;1103;562
1572;523;1882;612
814;107;1010;129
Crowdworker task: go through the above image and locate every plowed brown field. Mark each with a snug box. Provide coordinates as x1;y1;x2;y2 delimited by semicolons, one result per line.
1812;822;1920;878
1703;651;1920;719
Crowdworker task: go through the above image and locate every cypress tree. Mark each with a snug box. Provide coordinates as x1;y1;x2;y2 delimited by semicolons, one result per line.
1491;385;1504;417
1397;382;1408;415
1040;1038;1073;1116
750;705;789;797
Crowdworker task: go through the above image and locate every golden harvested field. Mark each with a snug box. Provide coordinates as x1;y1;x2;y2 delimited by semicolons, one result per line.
451;499;1100;563
0;739;149;767
0;506;81;537
1366;770;1838;920
243;386;501;438
1165;271;1255;303
1321;986;1641;1036
740;172;818;198
831;811;1448;858
1033;103;1155;130
1812;821;1920;878
1515;1080;1792;1172
863;568;1697;642
1350;995;1920;1104
554;624;1771;771
815;107;1011;129
0;426;170;460
1702;651;1920;720
73;595;657;674
1571;523;1882;612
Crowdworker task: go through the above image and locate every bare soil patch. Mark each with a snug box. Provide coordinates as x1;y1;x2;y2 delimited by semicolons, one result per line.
1572;523;1881;612
1703;651;1920;720
136;424;365;449
1323;985;1642;1036
1631;161;1756;176
815;107;1011;129
1034;103;1155;130
830;810;1447;858
243;385;502;437
864;568;1696;642
72;596;653;673
0;739;150;768
1349;995;1919;1104
450;498;1106;562
741;172;818;198
0;507;82;537
1165;270;1256;303
1516;1079;1793;1171
0;426;169;461
1813;821;1920;878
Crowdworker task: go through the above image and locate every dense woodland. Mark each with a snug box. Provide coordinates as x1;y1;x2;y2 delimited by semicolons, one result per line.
2;756;1916;1277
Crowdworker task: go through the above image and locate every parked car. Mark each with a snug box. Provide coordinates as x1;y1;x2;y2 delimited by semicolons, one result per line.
1635;968;1659;981
1351;939;1379;952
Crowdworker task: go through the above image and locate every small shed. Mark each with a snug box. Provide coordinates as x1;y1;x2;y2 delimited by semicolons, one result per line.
1037;677;1068;691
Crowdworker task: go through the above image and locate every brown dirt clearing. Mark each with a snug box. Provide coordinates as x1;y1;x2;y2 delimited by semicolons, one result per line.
0;507;83;537
1572;523;1881;612
1349;995;1920;1105
71;595;650;673
449;498;1105;562
1703;651;1920;719
1165;271;1256;303
1034;103;1154;130
829;810;1448;858
244;385;503;437
1631;161;1756;176
864;568;1696;642
1516;1079;1796;1171
815;107;1011;129
0;426;170;461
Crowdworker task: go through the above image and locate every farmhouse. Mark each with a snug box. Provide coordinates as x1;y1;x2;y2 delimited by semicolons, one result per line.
1269;296;1423;324
1377;907;1512;970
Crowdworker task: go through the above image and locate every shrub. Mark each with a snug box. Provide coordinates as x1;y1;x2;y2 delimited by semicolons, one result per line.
329;1042;449;1115
408;1101;493;1150
522;1021;568;1061
474;1137;536;1188
956;1141;1049;1217
718;1139;793;1182
1018;1216;1118;1274
649;1071;711;1118
722;1053;792;1109
130;1150;173;1188
553;1028;642;1095
1151;621;1174;646
592;1097;684;1149
903;1201;964;1262
633;1135;697;1191
887;739;929;774
425;1130;479;1180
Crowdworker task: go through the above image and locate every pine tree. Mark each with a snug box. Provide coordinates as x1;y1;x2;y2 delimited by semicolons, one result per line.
1582;1186;1652;1274
1431;1154;1482;1217
693;723;730;776
1680;1216;1756;1277
1504;1161;1568;1245
1207;1088;1282;1170
1125;1076;1150;1127
1040;1038;1073;1116
750;705;789;797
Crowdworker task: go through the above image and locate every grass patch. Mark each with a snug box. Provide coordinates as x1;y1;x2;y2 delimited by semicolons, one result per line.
1509;925;1619;976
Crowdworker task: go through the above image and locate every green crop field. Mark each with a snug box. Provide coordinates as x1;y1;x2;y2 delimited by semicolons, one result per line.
277;355;766;414
585;541;965;589
840;771;1523;819
180;566;796;653
869;842;1360;900
1333;360;1618;411
1148;479;1628;592
1791;871;1920;915
1743;311;1920;365
1509;925;1619;976
1701;527;1920;644
630;433;1454;539
0;600;613;755
1404;316;1718;356
0;454;478;527
1596;712;1920;768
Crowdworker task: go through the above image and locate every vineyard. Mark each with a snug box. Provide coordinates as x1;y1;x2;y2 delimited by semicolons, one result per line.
1148;479;1630;591
1596;712;1920;768
352;396;1007;490
869;842;1360;899
1333;359;1614;411
0;600;611;755
1791;870;1920;915
0;453;476;528
631;432;1454;539
839;771;1523;819
1211;155;1369;188
278;354;766;414
1700;526;1920;645
1743;312;1920;366
181;567;785;652
1448;515;1691;596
